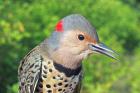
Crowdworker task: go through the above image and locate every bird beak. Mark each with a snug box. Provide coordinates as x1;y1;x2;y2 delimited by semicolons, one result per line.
88;43;118;60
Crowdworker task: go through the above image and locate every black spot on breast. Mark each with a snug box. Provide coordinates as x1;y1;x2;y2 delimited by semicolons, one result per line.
46;84;51;88
63;89;65;92
47;90;52;93
53;76;55;79
64;79;68;82
65;84;68;87
54;84;56;87
48;61;51;64
58;82;62;86
58;89;62;91
49;69;52;72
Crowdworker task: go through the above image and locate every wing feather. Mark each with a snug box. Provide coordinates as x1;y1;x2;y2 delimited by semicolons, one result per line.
18;47;43;93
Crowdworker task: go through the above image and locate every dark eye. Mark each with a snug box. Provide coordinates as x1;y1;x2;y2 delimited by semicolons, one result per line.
78;34;85;41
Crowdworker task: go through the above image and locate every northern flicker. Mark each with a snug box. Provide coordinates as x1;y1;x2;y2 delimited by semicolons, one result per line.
18;14;117;93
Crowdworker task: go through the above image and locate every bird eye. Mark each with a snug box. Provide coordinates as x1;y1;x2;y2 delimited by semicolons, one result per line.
78;34;85;41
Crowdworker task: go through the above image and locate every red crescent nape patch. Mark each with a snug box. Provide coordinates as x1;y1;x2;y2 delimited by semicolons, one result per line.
55;20;63;32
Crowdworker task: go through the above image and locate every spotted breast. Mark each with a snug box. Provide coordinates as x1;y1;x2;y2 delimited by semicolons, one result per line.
18;45;82;93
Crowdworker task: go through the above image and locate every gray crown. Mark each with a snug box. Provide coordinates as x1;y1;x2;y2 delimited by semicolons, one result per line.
62;14;99;41
46;14;99;53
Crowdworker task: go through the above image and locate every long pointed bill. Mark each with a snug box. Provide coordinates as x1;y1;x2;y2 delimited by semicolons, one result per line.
89;43;118;60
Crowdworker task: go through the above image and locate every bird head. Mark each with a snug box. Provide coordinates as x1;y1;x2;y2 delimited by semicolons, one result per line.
47;14;117;68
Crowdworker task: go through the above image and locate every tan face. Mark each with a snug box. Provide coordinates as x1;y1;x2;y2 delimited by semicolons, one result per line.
60;30;97;56
59;30;117;60
50;30;98;69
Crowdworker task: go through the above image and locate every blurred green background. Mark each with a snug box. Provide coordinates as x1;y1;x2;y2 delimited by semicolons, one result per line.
0;0;140;93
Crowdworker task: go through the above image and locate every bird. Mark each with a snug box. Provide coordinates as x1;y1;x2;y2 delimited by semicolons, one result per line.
18;14;117;93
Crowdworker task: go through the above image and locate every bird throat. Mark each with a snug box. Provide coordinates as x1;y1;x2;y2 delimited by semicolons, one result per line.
50;48;83;70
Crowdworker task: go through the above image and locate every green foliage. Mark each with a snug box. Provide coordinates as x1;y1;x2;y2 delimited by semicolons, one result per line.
0;0;139;93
